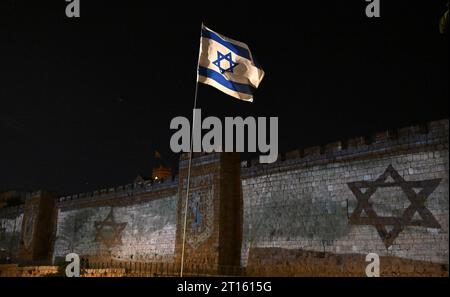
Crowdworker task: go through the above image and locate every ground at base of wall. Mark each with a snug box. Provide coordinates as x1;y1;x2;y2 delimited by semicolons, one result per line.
246;248;449;277
0;264;237;277
1;256;448;277
0;265;127;277
0;264;59;277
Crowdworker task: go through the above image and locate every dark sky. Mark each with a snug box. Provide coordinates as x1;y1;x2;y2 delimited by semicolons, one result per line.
0;1;448;195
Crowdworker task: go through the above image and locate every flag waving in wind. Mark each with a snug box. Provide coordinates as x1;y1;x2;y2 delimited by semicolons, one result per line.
197;24;265;102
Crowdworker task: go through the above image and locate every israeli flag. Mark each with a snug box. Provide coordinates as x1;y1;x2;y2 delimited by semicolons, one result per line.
197;24;265;102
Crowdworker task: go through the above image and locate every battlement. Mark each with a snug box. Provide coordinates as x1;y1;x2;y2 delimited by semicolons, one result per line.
57;175;179;205
2;119;448;207
241;119;449;177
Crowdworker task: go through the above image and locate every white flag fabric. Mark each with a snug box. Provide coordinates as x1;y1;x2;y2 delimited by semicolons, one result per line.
197;24;265;102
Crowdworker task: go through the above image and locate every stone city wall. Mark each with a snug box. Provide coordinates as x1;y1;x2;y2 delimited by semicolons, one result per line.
0;206;23;261
53;178;179;264
240;119;449;276
0;119;448;277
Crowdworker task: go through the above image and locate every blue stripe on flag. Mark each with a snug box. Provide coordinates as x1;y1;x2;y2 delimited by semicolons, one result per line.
198;66;255;95
201;29;252;61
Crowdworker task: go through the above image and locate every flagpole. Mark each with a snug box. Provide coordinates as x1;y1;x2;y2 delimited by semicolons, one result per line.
180;23;203;277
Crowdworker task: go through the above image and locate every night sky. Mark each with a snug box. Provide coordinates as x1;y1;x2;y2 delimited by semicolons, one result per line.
0;1;448;195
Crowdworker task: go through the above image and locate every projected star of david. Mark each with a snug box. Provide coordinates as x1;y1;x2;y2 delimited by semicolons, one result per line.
212;51;239;74
347;165;441;248
94;209;127;248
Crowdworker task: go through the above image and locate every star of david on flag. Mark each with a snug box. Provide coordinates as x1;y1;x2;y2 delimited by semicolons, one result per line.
197;24;265;102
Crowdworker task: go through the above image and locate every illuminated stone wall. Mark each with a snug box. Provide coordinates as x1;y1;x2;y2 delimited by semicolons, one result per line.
0;207;23;261
0;119;448;276
240;119;449;276
53;180;178;263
